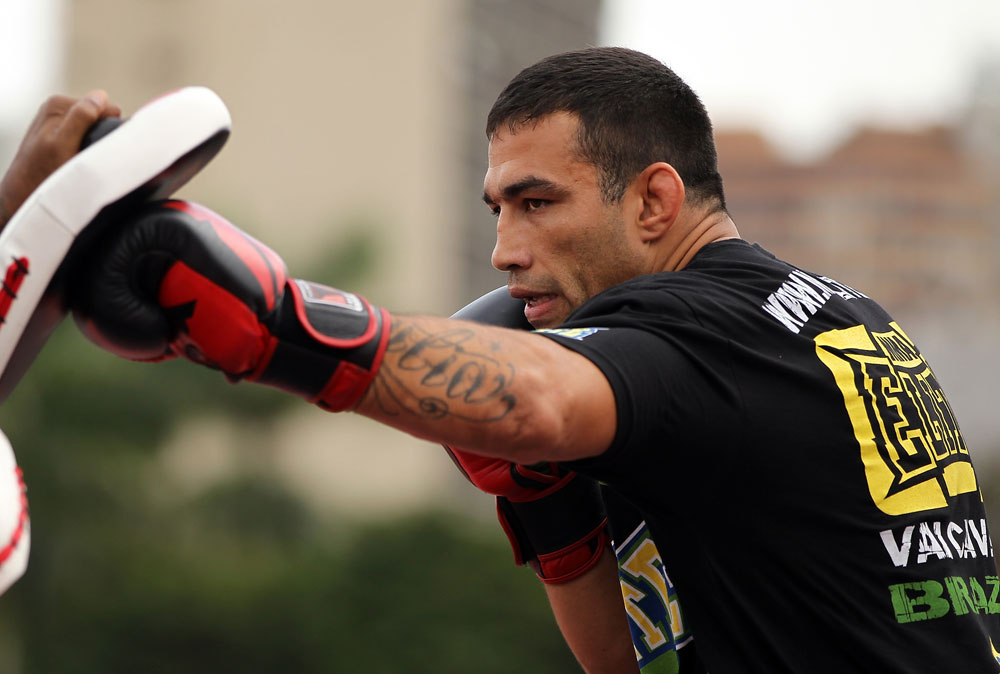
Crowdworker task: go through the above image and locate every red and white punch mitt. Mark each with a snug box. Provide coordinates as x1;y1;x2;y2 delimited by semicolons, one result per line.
0;429;28;595
0;86;230;597
0;86;231;403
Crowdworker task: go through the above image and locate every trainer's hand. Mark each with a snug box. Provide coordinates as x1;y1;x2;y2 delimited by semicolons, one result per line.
0;90;121;231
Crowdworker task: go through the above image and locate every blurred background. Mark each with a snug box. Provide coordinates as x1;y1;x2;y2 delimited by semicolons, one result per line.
0;0;998;671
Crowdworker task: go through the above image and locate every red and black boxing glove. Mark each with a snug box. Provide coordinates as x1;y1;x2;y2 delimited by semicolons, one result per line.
446;287;610;584
71;199;389;411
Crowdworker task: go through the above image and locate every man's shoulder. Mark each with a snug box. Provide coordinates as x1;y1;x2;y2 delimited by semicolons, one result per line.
568;275;694;326
563;239;889;338
573;240;786;315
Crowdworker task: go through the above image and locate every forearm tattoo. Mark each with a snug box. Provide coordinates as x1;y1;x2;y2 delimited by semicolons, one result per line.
369;320;516;422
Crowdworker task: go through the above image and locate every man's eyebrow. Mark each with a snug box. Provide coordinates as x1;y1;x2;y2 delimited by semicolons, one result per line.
482;176;569;205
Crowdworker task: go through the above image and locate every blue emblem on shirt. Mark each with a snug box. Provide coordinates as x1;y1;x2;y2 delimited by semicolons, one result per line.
534;327;608;341
616;521;692;673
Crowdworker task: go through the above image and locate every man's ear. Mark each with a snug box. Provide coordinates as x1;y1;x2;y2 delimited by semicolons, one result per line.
635;162;684;243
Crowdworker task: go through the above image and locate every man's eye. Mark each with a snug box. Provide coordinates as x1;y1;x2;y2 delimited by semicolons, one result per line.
525;199;547;212
488;205;501;217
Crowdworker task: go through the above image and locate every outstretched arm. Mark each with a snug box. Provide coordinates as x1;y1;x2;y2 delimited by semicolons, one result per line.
72;200;618;465
356;315;616;464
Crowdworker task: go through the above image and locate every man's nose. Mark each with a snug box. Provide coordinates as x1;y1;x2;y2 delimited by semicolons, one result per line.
491;216;531;272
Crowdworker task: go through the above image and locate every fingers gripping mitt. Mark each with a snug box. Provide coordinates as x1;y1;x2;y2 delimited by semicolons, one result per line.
72;200;389;411
446;287;610;584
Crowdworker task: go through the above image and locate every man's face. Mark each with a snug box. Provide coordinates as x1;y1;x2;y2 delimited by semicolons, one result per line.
483;112;644;328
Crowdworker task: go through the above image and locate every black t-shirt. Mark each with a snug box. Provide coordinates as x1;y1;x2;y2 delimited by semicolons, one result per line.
539;239;1000;673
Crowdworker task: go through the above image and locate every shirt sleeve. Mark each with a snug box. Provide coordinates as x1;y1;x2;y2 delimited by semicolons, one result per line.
537;326;674;473
533;289;745;486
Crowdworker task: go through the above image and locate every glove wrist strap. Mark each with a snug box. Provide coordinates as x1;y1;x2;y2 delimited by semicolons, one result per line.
253;279;390;411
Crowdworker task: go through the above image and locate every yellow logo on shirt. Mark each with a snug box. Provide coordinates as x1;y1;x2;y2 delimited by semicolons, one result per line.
815;322;976;515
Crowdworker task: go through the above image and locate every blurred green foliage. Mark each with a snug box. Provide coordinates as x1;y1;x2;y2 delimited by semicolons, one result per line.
303;221;381;291
0;318;578;673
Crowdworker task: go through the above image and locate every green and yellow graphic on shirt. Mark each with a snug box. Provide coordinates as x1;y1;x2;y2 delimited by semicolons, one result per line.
889;574;1000;624
815;322;976;515
616;522;690;673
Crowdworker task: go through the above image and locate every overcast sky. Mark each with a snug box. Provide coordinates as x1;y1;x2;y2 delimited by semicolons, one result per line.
601;0;1000;159
0;0;61;130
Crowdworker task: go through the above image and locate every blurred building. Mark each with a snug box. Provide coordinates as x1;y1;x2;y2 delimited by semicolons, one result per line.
720;127;997;321
61;0;602;515
68;0;466;313
716;72;1000;463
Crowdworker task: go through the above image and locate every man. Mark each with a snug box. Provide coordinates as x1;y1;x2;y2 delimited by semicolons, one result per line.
7;47;1000;672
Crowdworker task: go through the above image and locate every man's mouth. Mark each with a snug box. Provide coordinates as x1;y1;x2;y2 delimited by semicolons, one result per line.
524;294;556;308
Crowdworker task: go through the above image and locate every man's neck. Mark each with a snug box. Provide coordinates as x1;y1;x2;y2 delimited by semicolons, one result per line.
660;210;740;272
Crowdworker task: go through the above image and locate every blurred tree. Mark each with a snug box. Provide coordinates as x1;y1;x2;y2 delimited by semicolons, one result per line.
304;220;381;291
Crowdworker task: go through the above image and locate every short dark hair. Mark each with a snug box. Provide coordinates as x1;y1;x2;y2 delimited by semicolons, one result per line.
486;47;726;210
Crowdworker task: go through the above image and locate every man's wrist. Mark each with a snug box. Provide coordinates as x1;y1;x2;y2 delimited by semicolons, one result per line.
0;172;29;233
0;183;11;232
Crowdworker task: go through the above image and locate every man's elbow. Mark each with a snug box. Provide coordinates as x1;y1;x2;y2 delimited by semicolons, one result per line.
496;397;608;464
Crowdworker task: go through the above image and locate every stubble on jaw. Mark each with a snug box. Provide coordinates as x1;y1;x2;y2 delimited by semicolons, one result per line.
567;211;643;312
